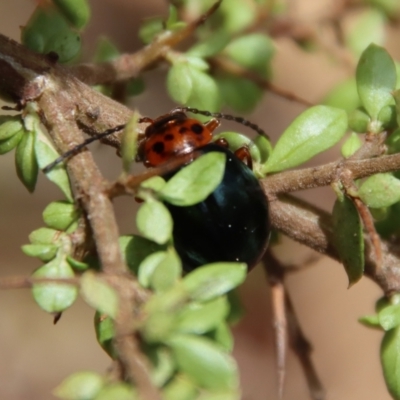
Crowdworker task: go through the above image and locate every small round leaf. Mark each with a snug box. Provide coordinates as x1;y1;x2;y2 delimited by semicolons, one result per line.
356;44;396;120
381;327;400;400
265;106;347;173
15;131;38;193
43;201;79;231
160;152;226;206
332;195;364;286
32;256;78;313
358;173;400;208
53;371;104;400
136;200;173;245
80;271;119;319
183;262;247;302
168;334;239;391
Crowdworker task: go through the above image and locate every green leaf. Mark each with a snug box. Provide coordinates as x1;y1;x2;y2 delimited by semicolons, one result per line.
53;371;104;400
168;334;239;390
93;383;137;400
149;346;175;387
141;312;177;343
356;44;396;120
80;271;119;319
140;176;166;193
188;31;230;58
0;115;24;141
119;235;168;275
29;227;64;245
218;75;263;113
186;68;221;112
43;201;79;231
358;173;400;208
378;105;397;129
265;106;347;173
210;321;234;352
183;262;247;302
332;195;364;286
341;132;362;158
0;129;24;155
219;0;257;34
348;109;370;133
167;63;193;104
162;374;198;400
167;62;221;112
379;303;400;330
160;152;226;206
32;256;78;313
35;131;73;201
346;9;385;58
150;248;182;292
136;200;173;245
358;314;381;329
121;112;140;173
223;33;274;76
366;0;400;17
66;256;89;271
53;0;90;29
15;131;38;192
139;17;164;44
138;251;168;288
94;311;116;358
176;296;229;334
381;327;400;400
21;6;81;63
386;129;400;154
22;243;58;262
323;78;360;113
93;36;119;62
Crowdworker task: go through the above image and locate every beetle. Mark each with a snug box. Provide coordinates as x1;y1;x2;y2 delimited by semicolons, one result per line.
135;107;271;272
43;107;271;272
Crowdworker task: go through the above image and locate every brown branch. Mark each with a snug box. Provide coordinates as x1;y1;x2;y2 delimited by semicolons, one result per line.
263;252;287;398
262;152;400;196
211;55;314;107
0;276;79;289
268;195;400;295
286;294;325;400
69;0;222;86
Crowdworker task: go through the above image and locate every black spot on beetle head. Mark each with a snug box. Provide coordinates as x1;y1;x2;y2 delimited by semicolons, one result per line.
152;141;165;154
191;123;204;134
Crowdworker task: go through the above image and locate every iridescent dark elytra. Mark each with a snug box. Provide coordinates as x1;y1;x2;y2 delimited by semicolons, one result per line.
136;109;270;271
163;143;270;271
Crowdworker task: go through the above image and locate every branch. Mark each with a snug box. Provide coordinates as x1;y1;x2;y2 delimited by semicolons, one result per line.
268;195;400;295
69;0;223;86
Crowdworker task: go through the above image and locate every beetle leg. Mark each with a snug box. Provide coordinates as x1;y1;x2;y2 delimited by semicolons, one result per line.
214;137;229;148
204;118;221;133
234;146;253;170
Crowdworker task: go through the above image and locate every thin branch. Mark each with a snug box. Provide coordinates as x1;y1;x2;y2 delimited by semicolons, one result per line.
262;152;400;196
263;252;287;399
286;293;325;400
211;55;314;107
69;0;223;86
0;276;79;289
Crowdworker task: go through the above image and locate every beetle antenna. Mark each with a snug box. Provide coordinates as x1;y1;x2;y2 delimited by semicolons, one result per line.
173;106;269;139
42;124;125;173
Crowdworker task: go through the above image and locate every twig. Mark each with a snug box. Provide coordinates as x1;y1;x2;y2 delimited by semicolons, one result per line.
69;0;223;86
286;293;325;400
263;252;287;398
211;56;314;107
262;152;400;196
